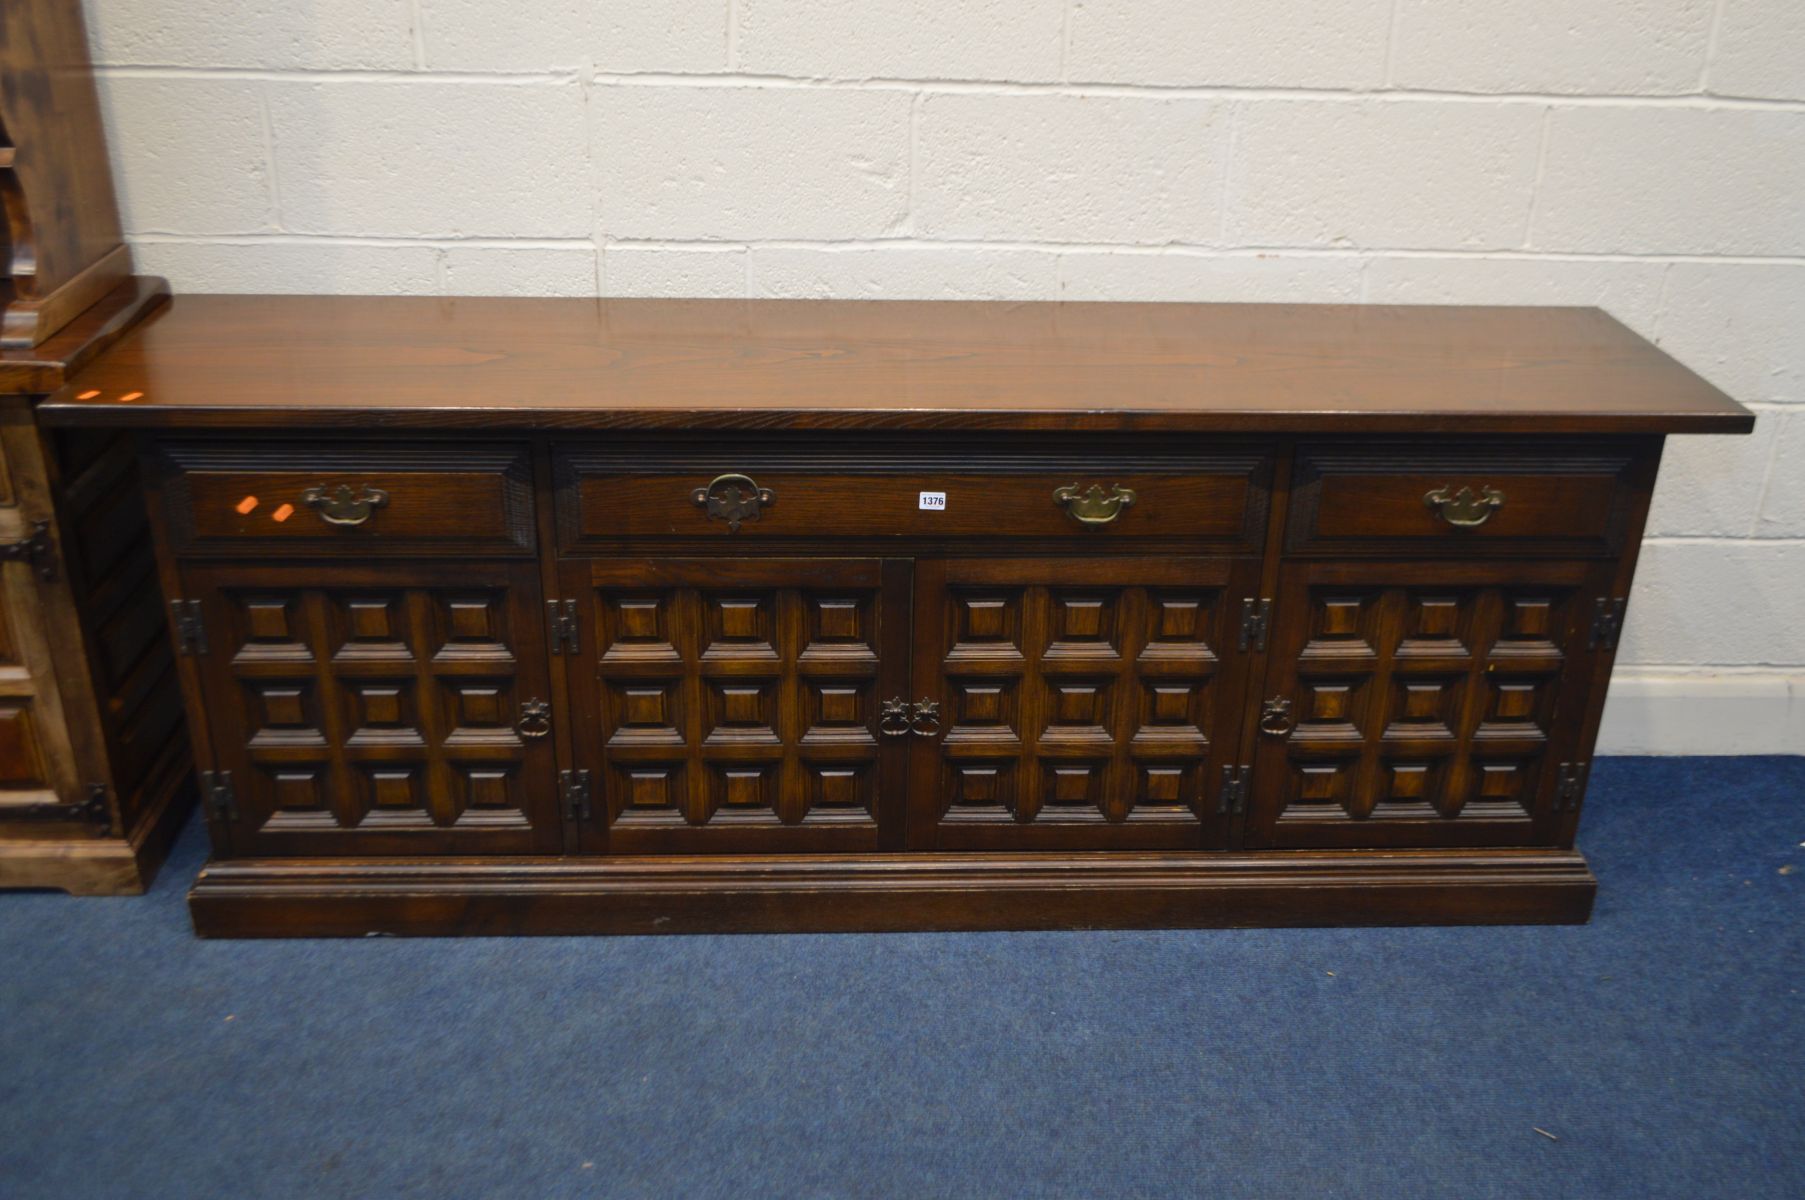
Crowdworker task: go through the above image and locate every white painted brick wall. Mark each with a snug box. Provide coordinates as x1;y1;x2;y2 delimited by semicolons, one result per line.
1066;0;1391;89
915;94;1227;242
1390;0;1716;95
81;0;1805;749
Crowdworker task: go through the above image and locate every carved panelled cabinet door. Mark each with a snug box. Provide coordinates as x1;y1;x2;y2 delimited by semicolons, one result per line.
0;548;86;825
563;559;910;853
185;562;560;855
908;557;1259;850
1247;560;1612;848
0;422;88;830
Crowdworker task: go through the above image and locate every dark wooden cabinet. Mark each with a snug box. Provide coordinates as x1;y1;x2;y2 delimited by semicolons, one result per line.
37;296;1753;934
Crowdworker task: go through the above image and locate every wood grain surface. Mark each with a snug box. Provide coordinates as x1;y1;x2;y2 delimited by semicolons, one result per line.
40;296;1753;433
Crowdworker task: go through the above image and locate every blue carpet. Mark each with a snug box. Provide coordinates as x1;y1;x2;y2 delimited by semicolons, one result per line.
2;756;1801;1200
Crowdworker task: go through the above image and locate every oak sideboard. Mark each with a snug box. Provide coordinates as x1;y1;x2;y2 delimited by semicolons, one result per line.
41;296;1752;936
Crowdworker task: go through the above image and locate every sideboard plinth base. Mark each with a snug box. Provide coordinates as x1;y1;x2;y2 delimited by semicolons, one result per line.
188;848;1597;937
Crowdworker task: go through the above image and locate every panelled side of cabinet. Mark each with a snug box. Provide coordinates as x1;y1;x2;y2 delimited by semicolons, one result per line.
0;398;189;893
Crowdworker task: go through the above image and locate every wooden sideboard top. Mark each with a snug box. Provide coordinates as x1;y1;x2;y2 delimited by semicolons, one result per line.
38;294;1751;434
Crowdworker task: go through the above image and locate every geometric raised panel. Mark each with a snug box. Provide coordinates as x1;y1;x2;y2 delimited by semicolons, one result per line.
813;598;862;641
1040;762;1105;815
258;761;341;830
806;765;872;819
1138;763;1195;811
923;565;1237;842
811;685;863;727
269;767;329;813
433;593;514;665
613;764;686;822
345;682;424;747
357;766;436;829
197;563;555;853
334;594;413;662
704;680;779;745
258;685;308;727
232;594;313;664
952;680;1016;729
945;761;1014;818
367;767;421;810
243;597;301;644
586;564;890;841
245;682;327;748
710;766;775;820
449;684;507;730
1257;568;1595;845
1045;679;1110;732
448;766;532;829
946;590;1026;669
702;592;778;663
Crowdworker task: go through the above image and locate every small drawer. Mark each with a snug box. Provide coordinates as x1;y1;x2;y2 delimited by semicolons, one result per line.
151;441;535;556
1287;443;1643;556
556;447;1272;549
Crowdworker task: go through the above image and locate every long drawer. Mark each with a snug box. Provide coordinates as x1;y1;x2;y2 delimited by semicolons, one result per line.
149;441;536;556
555;447;1274;550
1286;442;1645;557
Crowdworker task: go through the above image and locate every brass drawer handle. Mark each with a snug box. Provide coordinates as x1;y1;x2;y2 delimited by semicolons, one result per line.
692;473;776;533
1424;485;1504;529
515;698;552;739
301;482;389;527
1053;483;1137;527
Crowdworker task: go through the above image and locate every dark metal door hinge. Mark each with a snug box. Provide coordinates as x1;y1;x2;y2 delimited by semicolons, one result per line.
548;599;579;655
1218;764;1251;815
1589;598;1626;651
201;770;236;820
561;768;592;821
171;599;208;655
1239;598;1272;653
1555;762;1589;813
0;519;56;580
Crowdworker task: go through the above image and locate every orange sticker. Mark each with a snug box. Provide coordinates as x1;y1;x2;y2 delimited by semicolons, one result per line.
119;392;144;403
272;504;295;523
77;390;100;400
235;495;259;515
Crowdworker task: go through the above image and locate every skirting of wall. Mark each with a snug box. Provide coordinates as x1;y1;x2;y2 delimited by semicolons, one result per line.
1597;671;1805;755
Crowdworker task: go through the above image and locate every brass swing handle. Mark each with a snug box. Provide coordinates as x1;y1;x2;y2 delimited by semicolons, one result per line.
1424;485;1505;529
881;698;942;738
692;473;776;533
301;482;389;527
1054;483;1136;527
